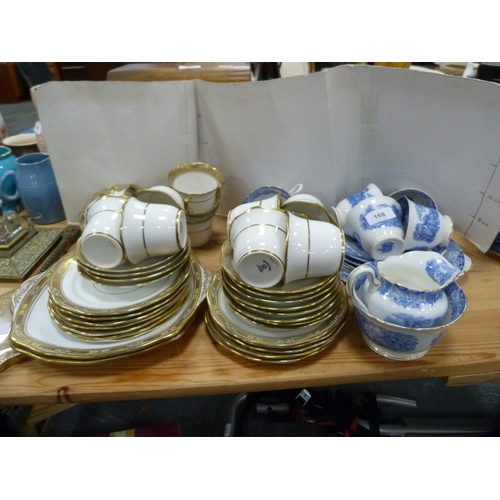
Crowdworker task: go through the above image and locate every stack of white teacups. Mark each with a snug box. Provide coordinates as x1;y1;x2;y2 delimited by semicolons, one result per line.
79;186;188;269
227;194;344;289
168;162;225;247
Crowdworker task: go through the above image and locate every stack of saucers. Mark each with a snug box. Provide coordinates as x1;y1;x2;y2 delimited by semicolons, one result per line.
75;238;191;287
205;241;348;363
47;251;193;342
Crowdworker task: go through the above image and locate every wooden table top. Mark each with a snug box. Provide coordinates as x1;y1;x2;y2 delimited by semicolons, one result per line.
0;215;499;406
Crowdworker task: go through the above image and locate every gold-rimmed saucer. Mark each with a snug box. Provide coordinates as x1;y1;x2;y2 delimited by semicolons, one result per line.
47;282;189;337
75;239;190;280
206;272;348;350
48;254;192;318
205;307;346;363
220;241;339;299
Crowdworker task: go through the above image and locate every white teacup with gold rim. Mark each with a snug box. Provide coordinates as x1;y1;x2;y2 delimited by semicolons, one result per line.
227;194;282;227
285;212;344;284
80;211;124;269
85;195;127;224
135;185;185;209
168;162;224;216
232;223;287;289
229;207;287;246
143;203;187;257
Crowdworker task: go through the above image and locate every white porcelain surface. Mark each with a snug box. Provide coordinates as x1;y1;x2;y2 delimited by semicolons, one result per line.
389;188;438;210
307;219;344;278
136;185;184;209
344;195;404;260
80;211;124;268
398;196;453;251
228;195;281;227
10;258;211;361
285;213;343;283
348;269;466;361
143;204;187;257
347;252;460;329
53;258;180;310
282;194;336;224
229;207;287;245
336;183;384;227
171;171;221;215
232;224;287;288
85;195;127;223
285;212;310;283
121;197;149;265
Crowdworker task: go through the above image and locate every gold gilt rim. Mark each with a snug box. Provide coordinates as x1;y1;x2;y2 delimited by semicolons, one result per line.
224;281;342;319
52;263;191;319
168;162;225;195
205;308;341;356
226;290;345;328
9;258;204;361
48;254;192;317
221;241;338;297
205;309;345;363
76;238;190;277
220;268;339;307
284;201;339;227
48;289;188;341
205;308;346;357
9;328;188;365
47;283;189;334
221;270;340;312
76;257;189;288
46;278;190;325
206;272;348;348
134;188;184;210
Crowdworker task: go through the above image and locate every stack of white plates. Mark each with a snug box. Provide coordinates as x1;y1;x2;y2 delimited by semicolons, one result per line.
75;239;191;287
205;242;348;363
9;253;212;363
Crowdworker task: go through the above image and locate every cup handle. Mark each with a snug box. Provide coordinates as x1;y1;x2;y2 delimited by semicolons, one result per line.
287;183;303;196
346;265;380;313
0;170;19;202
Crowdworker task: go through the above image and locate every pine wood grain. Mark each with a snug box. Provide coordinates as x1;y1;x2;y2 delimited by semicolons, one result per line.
0;216;499;406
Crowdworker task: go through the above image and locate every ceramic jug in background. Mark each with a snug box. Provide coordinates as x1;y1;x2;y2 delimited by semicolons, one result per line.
0;152;65;224
0;146;22;211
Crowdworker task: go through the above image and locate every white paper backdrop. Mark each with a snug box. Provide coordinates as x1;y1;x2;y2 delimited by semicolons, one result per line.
36;66;500;251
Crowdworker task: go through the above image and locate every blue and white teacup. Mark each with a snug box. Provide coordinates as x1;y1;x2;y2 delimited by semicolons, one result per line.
344;195;405;260
398;196;453;252
335;183;384;227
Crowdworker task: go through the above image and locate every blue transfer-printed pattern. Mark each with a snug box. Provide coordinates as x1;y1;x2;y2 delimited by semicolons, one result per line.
347;187;371;207
378;241;395;254
243;186;290;203
385;311;446;328
354;273;368;291
399;197;410;231
378;278;445;307
445;240;465;271
425;259;457;286
430;330;446;347
413;204;440;243
355;312;419;352
446;284;466;320
359;204;403;230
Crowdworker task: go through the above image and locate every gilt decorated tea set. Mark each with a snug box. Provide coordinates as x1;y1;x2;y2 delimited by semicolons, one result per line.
1;153;476;365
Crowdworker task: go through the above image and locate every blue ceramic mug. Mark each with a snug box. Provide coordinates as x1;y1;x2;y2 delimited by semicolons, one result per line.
0;153;65;224
0;146;22;211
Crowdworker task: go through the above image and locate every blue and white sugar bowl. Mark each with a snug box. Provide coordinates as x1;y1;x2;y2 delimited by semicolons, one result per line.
347;251;460;329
